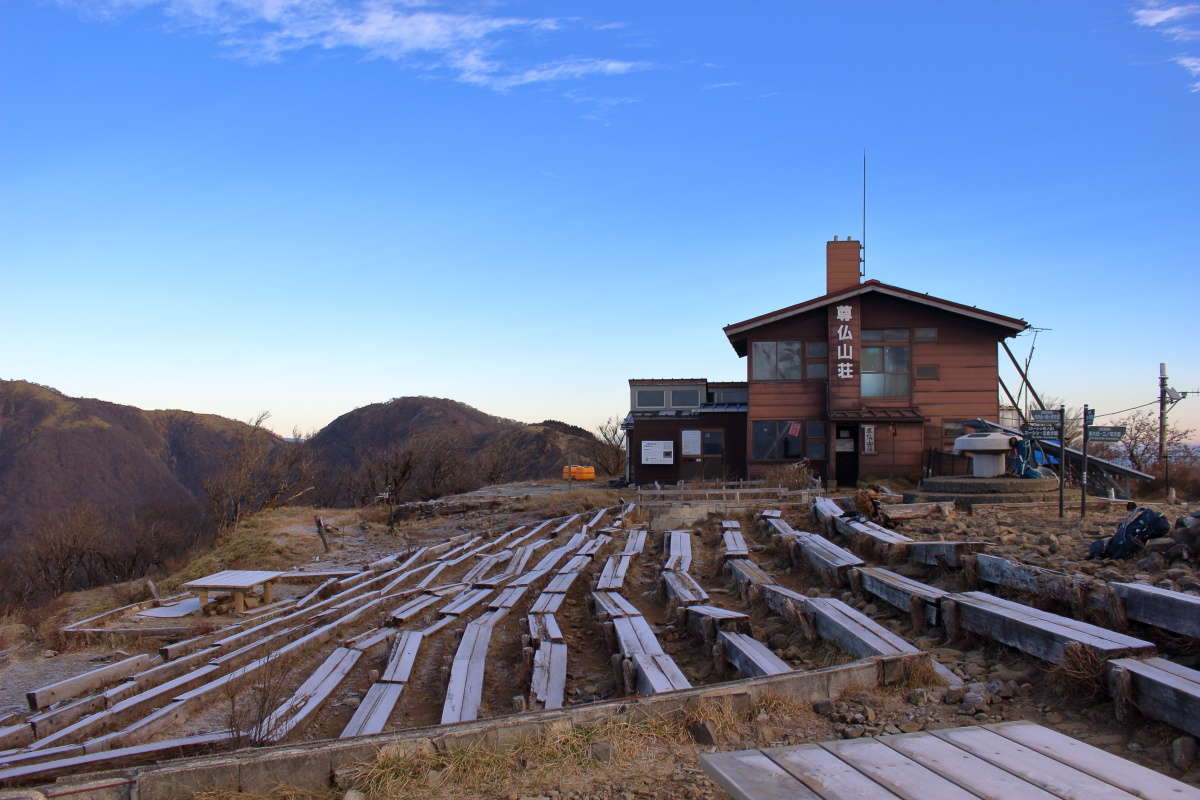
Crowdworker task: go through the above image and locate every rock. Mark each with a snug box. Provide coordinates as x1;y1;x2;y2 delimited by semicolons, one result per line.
813;700;834;716
343;791;366;800
908;688;930;707
686;720;716;746
1136;553;1166;571
1172;736;1197;771
883;723;901;734
898;720;924;733
1085;733;1126;747
590;741;614;762
958;692;987;715
41;650;57;659
944;687;966;705
1146;538;1175;553
769;632;789;650
841;725;865;739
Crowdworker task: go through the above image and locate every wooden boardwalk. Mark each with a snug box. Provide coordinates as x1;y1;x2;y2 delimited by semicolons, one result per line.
700;721;1200;800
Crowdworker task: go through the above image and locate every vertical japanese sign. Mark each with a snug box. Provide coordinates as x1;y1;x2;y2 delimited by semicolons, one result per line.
862;424;877;454
835;304;855;380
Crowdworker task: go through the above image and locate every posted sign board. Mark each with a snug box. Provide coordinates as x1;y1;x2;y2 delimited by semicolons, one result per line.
1031;409;1063;423
1021;424;1059;439
641;440;674;465
1087;426;1126;443
680;430;701;457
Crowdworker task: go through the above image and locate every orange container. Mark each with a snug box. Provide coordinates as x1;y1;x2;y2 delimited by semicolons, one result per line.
562;465;596;481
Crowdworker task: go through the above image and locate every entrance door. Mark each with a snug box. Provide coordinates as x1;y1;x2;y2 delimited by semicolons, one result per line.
834;424;859;488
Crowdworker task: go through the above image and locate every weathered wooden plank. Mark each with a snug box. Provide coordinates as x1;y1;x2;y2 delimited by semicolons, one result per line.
725;558;777;596
389;593;441;624
263;647;361;742
718;631;791;677
907;541;986;568
700;749;824;800
339;682;404;738
664;531;693;572
661;570;709;606
856;567;945;627
488;585;528;610
764;743;901;800
760;584;809;618
381;631;424;683
986;719;1200;799
546;571;581;593
1110;582;1200;639
552;513;581;534
954;591;1154;663
879;501;955;521
722;519;742;529
971;554;1087;604
1108;657;1200;739
624;530;647;555
883;730;1061;799
544;642;568;710
791;534;863;586
819;738;979;799
0;732;235;785
804;598;918;658
440;587;494;616
26;654;160;711
931;726;1147;800
723;531;750;558
529;592;566;614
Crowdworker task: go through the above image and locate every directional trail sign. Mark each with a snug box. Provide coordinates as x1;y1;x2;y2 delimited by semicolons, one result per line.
1087;426;1126;443
1021;424;1060;439
1031;409;1063;423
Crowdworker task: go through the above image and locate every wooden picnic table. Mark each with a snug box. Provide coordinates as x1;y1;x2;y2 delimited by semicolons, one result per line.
699;721;1200;800
183;570;284;613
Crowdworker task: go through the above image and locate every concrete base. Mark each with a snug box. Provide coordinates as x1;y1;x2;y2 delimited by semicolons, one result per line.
918;475;1060;495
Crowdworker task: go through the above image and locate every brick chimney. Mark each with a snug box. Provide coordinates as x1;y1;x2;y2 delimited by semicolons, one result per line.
826;237;862;294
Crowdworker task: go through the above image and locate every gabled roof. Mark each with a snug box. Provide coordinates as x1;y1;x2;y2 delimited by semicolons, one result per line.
723;279;1028;356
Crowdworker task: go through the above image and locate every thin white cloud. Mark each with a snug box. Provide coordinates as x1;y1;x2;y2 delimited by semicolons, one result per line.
702;81;740;90
1175;55;1200;89
59;0;648;92
1132;3;1200;26
1131;3;1200;92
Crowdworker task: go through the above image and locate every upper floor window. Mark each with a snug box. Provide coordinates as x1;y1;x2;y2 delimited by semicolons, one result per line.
862;329;910;397
752;341;827;381
671;389;700;407
635;389;665;408
914;328;937;341
709;387;748;404
752;420;827;460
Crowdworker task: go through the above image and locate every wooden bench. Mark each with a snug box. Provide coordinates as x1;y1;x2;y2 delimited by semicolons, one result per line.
724;559;776;600
339;682;404;738
1109;582;1200;639
759;584;808;620
948;591;1155;664
260;646;361;742
529;642;567;710
439;587;494;616
1109;656;1200;738
811;496;843;535
595;554;634;590
488;585;528;610
527;613;564;646
629;653;691;695
26;654;159;711
440;619;496;724
966;554;1089;607
661;570;709;607
664;531;694;572
389;593;441;624
623;530;648;555
613;614;665;656
699;721;1200;800
551;513;581;533
529;592;566;614
685;605;750;646
832;514;911;558
717;631;791;678
804;597;918;659
380;630;423;683
853;567;947;632
722;530;750;558
789;534;863;587
591;591;641;619
722;520;741;529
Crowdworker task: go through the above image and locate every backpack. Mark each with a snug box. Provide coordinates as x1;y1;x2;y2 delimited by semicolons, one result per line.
1087;507;1171;560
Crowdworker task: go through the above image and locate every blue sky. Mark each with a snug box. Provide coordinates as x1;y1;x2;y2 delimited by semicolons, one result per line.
3;1;1198;438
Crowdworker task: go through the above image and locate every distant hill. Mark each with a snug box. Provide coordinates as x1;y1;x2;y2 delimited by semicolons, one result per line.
307;397;601;504
0;380;265;554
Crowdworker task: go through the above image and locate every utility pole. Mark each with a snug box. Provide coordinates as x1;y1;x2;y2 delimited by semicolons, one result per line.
1058;404;1066;518
1160;363;1170;498
1080;404;1090;519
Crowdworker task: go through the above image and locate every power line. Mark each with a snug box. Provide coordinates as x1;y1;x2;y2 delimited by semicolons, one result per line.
1093;399;1159;418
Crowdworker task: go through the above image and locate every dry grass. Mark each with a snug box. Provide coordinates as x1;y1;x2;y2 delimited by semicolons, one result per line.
685;696;749;742
349;714;684;799
195;786;332;800
753;691;821;721
507;488;622;515
1051;643;1108;700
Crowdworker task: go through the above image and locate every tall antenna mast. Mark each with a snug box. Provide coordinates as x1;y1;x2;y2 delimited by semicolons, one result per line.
861;150;867;277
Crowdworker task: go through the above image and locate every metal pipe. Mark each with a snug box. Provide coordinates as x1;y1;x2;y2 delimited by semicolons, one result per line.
998;376;1027;425
1001;340;1046;411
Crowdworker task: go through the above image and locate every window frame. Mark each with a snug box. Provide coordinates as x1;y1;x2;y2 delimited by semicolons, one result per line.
751;419;827;462
915;364;940;380
634;389;666;409
671;388;701;408
750;340;828;382
860;329;912;399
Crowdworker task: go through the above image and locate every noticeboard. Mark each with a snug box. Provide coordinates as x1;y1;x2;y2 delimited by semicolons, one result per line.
1087;426;1126;443
680;430;701;456
1031;409;1062;423
1021;424;1059;439
641;440;674;465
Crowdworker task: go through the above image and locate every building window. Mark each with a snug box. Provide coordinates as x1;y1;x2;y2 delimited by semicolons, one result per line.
752;341;825;381
671;389;700;407
702;430;724;455
915;364;939;380
805;342;828;379
709;387;748;404
914;328;937;341
635;389;665;408
862;329;911;398
752;420;826;460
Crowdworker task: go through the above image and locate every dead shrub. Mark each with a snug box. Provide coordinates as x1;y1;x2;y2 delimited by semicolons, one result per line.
1050;642;1107;700
762;461;817;491
684;696;748;743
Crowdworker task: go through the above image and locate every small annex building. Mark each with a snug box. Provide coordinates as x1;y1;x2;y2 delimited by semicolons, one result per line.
624;238;1029;486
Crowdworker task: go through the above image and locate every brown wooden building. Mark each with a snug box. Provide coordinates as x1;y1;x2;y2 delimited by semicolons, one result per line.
622;380;748;484
623;238;1029;486
723;238;1028;485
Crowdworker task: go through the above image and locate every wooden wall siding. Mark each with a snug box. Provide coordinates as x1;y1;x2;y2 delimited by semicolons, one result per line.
858;422;925;477
827;298;862;412
628;413;747;483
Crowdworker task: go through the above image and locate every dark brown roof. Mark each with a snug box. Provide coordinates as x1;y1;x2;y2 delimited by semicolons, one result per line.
828;407;926;422
723;279;1028;356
